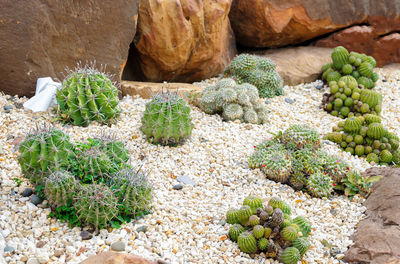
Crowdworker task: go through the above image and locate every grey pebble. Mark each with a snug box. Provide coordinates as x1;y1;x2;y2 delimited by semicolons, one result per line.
111;241;126;251
30;195;43;205
218;219;226;226
284;98;295;104
316;84;323;90
22;188;33;197
173;184;183;190
264;100;271;104
4;245;15;253
3;105;12;112
136;225;148;233
80;230;93;240
177;175;196;186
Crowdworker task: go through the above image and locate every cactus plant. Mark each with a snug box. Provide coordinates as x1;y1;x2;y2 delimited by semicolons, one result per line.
307;172;333;198
258;238;269;251
56;64;120;126
253;225;265;239
292;216;311;237
293;237;311;256
281;226;298;241
74;184;118;229
141;89;194;146
280;247;301;264
243;196;263;213
237;232;258;254
18;125;73;184
45;171;77;208
226;208;240;224
229;224;245;242
279;124;320;149
261;150;292;183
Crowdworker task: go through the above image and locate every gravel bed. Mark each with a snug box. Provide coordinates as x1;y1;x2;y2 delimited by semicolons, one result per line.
0;69;399;264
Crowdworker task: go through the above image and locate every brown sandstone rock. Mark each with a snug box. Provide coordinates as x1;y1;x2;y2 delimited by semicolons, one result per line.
344;167;400;263
230;0;400;51
130;0;236;83
251;47;333;86
81;252;166;264
0;0;140;97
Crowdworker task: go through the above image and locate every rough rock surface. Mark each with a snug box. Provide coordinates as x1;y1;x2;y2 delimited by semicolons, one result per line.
130;0;236;83
0;0;140;97
81;252;165;264
230;0;400;49
344;167;400;264
251;47;333;86
316;26;400;67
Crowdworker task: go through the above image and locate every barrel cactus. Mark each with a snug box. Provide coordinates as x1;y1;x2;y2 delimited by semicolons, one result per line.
279;124;320;149
237;232;258;254
307;172;333;198
280;247;301;264
45;171;77;208
18;125;73;184
141;89;194;146
74;184;118;229
56;64;120;126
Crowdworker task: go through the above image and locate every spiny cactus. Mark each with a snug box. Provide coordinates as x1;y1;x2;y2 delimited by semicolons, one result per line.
249;215;260;226
253;225;265;239
237;232;258;254
279;124;320;149
238;205;253;225
74;184;118;229
56;64;120;126
280;247;301;264
200;78;269;124
141;89;194;146
45;171;77;208
261;150;292;183
258;238;269;251
281;226;298;241
18;125;73;184
307;172;333;198
110;166;152;217
226;208;240;224
229;224;245;242
243;196;263;214
225;54;283;98
293;237;311;256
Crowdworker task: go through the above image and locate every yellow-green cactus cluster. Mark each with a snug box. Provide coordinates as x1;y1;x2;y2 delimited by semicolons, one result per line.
226;196;311;263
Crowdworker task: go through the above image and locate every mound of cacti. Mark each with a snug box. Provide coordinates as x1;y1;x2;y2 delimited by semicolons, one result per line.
226;195;311;263
249;125;351;198
200;78;269;124
225;54;283;98
18;125;151;230
321;47;381;118
326;116;400;166
141;89;194;146
56;64;121;127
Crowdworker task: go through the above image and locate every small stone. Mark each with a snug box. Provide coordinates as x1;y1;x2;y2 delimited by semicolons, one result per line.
36;241;46;248
382;79;387;82
14;102;23;109
50;226;58;232
265;100;271;104
316;84;323;90
22;188;33;197
330;209;337;216
218;219;226;226
111;241;126;251
4;245;15;253
80;230;93;240
3;105;12;112
173;184;183;190
10;189;16;196
30;195;43;205
53;250;63;257
136;225;148;233
27;258;40;264
177;175;196;186
284;98;295;104
336;254;345;260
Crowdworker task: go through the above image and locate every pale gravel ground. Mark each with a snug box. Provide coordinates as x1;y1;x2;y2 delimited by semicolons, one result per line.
0;69;399;264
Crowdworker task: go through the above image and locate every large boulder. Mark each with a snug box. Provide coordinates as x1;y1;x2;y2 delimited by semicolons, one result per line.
129;0;236;83
344;167;400;263
0;0;140;97
229;0;400;52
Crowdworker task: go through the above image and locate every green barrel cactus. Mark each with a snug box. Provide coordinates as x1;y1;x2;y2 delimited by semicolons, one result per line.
360;89;382;108
18;126;73;184
243;196;263;214
367;123;385;139
258;238;269;251
331;46;349;70
359;62;374;77
237;232;257;254
280;124;320;149
74;184;118;229
238;205;253;224
293;237;311;255
281;226;298;241
261;150;292;183
141;90;194;146
56;65;120;126
249;215;260;226
45;171;77;208
344;117;362;134
280;247;301;264
253;225;265;239
229;224;245;242
110;166;152;217
292;216;311;237
307;172;333;198
226;208;240;224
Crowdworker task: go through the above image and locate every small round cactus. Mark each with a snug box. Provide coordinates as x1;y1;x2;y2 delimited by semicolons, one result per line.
280;125;320;149
280;247;301;264
45;171;77;208
293;237;311;256
226;208;240;224
56;64;120;126
307;172;333;198
237;232;257;254
74;184;118;229
281;226;298;241
331;46;349;70
141;90;194;146
292;216;311;237
253;225;264;239
238;205;253;224
262;150;292;183
269;208;284;228
344;117;362;134
367;123;385;139
249;215;260;226
243;195;263;213
258;238;269;251
229;224;245;242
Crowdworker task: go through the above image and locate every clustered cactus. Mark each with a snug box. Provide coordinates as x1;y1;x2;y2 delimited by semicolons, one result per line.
225;54;283;98
56;64;121;127
141;89;194;146
249;125;351;198
321;47;381;118
18;124;152;230
326;116;400;166
226;196;311;264
200;78;269;124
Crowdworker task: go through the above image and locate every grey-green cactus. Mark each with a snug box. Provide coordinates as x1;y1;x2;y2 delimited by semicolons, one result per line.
56;64;120;126
45;171;77;208
141;89;194;146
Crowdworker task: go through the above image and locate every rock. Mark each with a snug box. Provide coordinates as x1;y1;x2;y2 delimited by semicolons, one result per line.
177;175;196;186
81;252;164;264
111;241;126;252
80;230;93;240
127;0;236;83
136;226;148;233
264;100;271;104
172;184;183;190
53;250;63;257
250;46;333;86
218;219;226;226
36;241;46;248
30;195;43;206
4;245;14;253
27;258;40;264
3;105;12;113
284;98;295;104
317;26;400;67
13;102;23;109
22;188;33;197
0;0;140;96
344;167;400;263
316;84;323;90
